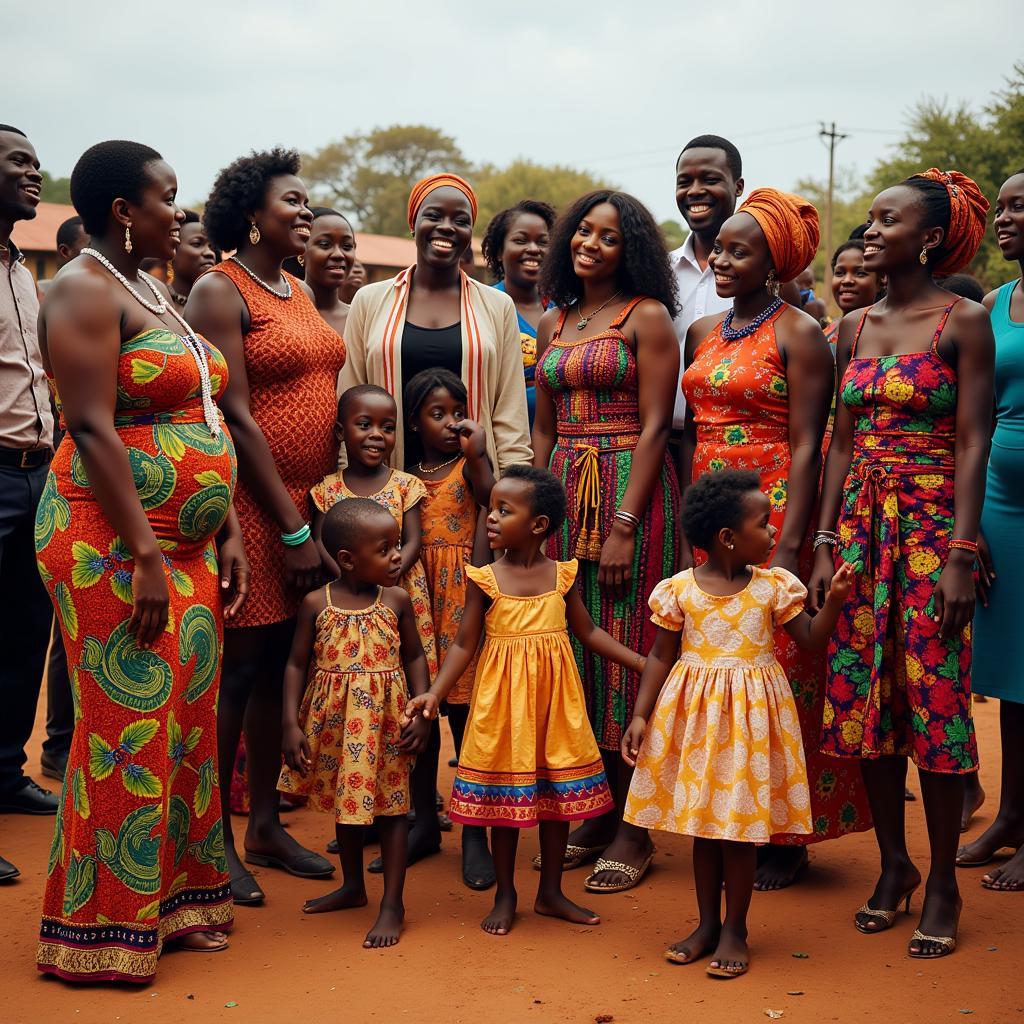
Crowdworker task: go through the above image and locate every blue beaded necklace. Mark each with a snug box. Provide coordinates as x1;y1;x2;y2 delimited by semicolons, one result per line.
720;297;784;341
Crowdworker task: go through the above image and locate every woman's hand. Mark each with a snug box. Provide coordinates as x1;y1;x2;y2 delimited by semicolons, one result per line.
621;717;647;768
218;534;250;622
933;549;977;639
398;715;431;755
807;545;837;614
282;723;311;775
598;520;636;600
283;537;323;594
976;530;995;608
400;692;439;727
129;554;170;650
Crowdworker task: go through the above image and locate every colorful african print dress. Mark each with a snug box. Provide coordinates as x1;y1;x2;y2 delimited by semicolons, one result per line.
683;306;870;843
449;562;613;826
311;470;437;678
821;301;978;772
538;299;681;750
35;329;236;983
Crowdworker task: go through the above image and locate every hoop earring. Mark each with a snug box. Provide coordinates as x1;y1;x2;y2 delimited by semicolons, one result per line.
249;222;261;246
919;246;929;266
124;223;133;254
296;253;305;267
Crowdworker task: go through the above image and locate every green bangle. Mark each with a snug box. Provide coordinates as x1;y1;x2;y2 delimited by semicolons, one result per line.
281;523;311;547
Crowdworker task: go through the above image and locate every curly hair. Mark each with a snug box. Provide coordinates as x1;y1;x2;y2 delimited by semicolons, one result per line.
322;497;395;557
481;199;556;280
70;140;163;236
501;464;567;537
540;190;679;317
203;147;301;252
681;469;762;551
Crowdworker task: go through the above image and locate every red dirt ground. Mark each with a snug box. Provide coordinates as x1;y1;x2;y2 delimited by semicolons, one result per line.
1;689;1019;1024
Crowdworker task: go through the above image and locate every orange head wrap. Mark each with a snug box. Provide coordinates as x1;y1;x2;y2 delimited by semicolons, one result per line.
407;173;478;231
907;168;989;276
738;188;821;283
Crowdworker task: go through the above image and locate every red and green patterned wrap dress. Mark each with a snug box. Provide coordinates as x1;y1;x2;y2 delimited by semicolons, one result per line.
538;299;681;750
683;306;870;843
821;301;978;773
35;328;237;983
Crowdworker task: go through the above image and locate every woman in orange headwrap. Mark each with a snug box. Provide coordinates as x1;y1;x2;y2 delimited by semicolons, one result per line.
339;173;530;888
810;170;993;958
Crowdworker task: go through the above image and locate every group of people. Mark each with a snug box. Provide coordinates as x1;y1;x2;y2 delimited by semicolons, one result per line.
1;118;1023;986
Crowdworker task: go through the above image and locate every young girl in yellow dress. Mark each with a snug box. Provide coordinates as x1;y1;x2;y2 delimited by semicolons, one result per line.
405;368;497;890
621;470;854;978
402;466;643;936
279;498;432;948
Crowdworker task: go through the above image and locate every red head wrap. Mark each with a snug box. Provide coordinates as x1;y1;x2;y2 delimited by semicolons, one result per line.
407;174;478;231
738;188;821;283
909;168;989;276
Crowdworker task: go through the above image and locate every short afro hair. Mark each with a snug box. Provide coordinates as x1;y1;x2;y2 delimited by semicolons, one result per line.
831;238;864;269
678;135;742;181
321;497;395;558
681;469;762;551
55;215;85;250
937;273;985;303
541;190;679;317
500;464;567;536
403;367;468;425
0;124;27;138
181;208;201;226
70;140;163;236
481;199;556;280
337;383;396;421
202;147;301;252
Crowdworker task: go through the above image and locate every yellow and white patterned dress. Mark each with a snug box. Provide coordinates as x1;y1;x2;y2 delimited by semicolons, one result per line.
622;567;813;843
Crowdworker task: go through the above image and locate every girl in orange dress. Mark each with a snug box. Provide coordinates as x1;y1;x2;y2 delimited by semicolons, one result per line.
405;368;497;889
622;470;854;978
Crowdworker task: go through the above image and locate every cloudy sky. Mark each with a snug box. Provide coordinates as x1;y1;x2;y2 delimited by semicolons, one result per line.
8;0;1015;227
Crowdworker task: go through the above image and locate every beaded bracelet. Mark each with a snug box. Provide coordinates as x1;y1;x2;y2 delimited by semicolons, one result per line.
949;538;979;555
813;531;838;551
281;523;311;547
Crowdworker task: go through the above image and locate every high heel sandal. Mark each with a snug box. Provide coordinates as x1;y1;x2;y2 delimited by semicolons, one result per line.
854;885;918;934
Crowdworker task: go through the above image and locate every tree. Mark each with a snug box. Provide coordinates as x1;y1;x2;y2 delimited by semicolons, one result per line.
41;170;71;205
793;168;873;282
301;125;471;236
659;219;686;251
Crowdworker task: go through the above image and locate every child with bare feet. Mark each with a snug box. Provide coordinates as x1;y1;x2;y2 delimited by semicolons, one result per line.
278;498;432;948
401;466;642;935
620;471;855;978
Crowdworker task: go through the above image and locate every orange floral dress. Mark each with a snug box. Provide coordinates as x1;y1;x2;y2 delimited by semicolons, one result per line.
419;460;480;704
277;587;411;823
311;470;437;678
683;307;870;843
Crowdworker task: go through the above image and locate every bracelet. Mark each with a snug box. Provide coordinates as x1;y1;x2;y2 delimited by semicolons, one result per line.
633;652;645;673
949;538;978;555
614;509;641;530
281;523;311;547
813;531;838;551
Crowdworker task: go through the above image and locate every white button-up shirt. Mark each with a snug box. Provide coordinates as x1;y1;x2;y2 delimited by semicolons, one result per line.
669;233;732;429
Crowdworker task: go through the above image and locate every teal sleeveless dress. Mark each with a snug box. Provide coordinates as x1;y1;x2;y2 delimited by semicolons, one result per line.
974;280;1024;702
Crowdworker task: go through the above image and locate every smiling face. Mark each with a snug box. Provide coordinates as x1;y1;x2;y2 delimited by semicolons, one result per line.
831;246;879;312
171;220;216;285
994;173;1024;263
250;173;312;258
119;159;184;262
414;186;474;269
569;201;623;284
341;514;403;587
412;385;466;460
501;210;550;289
339;391;398;469
0;129;42;225
305;213;356;290
862;185;943;275
724;488;777;564
485;477;547;551
708;212;773;299
675;147;743;238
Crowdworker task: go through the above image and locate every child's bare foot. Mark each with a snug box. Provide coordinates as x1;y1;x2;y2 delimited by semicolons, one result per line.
534;891;600;926
363;901;404;948
302;883;368;914
482;890;518;935
170;930;229;953
664;923;720;964
707;926;749;977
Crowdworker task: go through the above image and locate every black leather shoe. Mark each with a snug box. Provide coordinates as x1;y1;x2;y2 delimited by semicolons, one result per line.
40;751;68;782
0;854;19;881
0;779;60;815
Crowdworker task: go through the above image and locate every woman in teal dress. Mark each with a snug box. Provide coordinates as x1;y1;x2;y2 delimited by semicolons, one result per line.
957;169;1024;891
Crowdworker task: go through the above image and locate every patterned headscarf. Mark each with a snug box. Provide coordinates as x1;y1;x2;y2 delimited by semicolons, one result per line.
738;188;821;283
407;174;478;230
909;169;989;276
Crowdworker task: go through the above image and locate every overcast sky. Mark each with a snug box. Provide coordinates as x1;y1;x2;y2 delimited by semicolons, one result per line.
8;0;1015;228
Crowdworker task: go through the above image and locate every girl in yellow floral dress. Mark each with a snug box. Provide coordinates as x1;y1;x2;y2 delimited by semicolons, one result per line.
622;470;854;978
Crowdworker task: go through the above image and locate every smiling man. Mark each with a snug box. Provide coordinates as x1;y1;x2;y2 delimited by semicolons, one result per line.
0;124;60;873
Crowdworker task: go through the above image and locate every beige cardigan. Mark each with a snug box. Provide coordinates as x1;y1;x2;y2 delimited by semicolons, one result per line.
339;267;532;473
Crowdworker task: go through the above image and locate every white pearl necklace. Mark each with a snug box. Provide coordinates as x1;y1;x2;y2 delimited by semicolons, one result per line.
229;255;291;299
83;248;221;437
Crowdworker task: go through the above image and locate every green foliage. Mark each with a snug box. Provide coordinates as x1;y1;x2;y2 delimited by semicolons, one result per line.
41;170;71;205
659;219;687;251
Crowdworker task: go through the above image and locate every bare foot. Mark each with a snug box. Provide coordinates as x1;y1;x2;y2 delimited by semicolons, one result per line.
961;777;986;832
754;846;808;892
363;901;404;948
171;930;229;952
708;926;748;976
534;891;600;926
855;863;922;932
664;923;720;964
982;846;1024;891
482;890;518;935
303;883;369;914
957;818;1024;867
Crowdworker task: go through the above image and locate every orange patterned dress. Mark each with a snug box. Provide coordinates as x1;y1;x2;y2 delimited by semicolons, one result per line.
682;307;870;844
209;262;346;627
419;459;480;704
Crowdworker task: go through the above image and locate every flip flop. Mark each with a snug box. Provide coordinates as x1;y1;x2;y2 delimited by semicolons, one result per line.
584;848;655;893
244;850;334;879
229;870;265;906
706;961;748;979
531;843;606;872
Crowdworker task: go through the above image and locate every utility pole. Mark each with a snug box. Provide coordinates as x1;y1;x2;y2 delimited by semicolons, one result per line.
820;122;848;309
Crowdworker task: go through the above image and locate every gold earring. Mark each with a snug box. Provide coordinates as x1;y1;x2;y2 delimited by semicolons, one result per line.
124;223;133;254
249;222;261;246
919;246;929;266
766;269;779;297
296;253;305;267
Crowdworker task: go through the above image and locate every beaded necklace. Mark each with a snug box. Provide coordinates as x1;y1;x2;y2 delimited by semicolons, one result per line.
720;297;784;342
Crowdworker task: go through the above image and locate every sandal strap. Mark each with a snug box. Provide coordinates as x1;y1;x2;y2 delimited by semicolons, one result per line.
592;857;643;882
910;928;956;950
856;903;897;925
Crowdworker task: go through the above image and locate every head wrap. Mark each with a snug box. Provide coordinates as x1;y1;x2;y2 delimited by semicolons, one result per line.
908;169;989;276
738;188;821;283
407;174;478;231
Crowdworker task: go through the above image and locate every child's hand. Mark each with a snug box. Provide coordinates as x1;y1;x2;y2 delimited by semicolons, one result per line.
827;561;857;603
399;693;439;728
282;723;312;776
398;714;431;754
454;419;487;460
621;717;647;768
